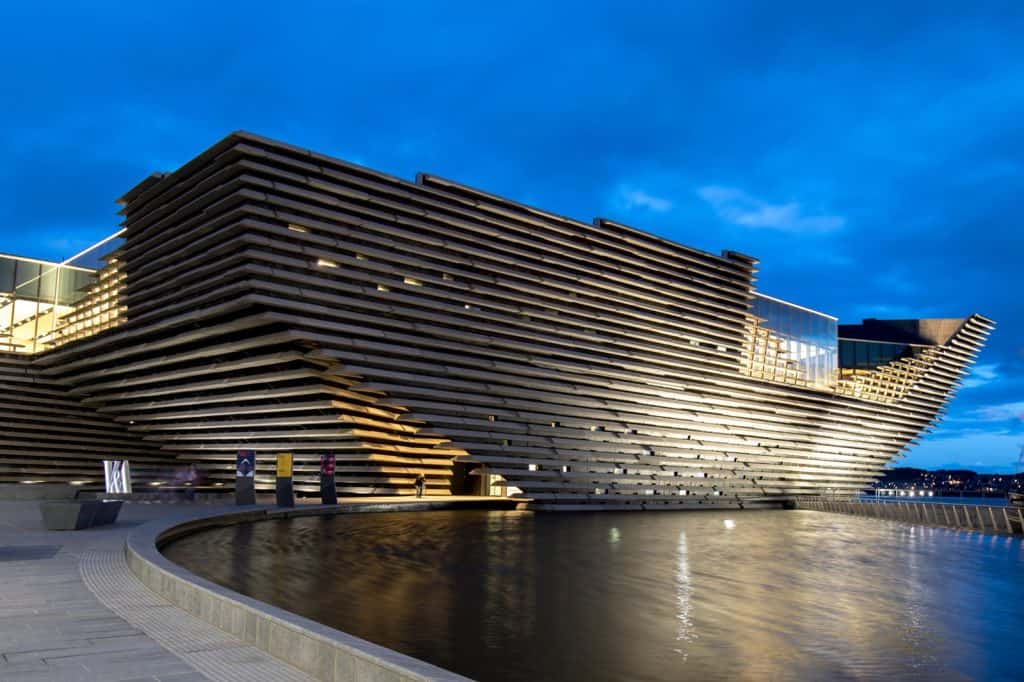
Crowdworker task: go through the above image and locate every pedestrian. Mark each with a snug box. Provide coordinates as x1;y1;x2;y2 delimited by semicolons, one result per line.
415;473;426;498
185;463;199;501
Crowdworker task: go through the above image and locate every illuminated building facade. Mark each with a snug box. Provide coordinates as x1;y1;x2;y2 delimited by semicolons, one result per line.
0;132;994;508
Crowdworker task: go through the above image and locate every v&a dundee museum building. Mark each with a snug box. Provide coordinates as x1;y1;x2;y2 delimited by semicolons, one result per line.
0;132;993;510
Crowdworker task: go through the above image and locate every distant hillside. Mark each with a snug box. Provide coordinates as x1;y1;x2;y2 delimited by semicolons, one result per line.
877;467;1023;493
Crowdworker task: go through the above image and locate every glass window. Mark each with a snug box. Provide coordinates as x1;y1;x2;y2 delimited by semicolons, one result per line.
752;294;838;387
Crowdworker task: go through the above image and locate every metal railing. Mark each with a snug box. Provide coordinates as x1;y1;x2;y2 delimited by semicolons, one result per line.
798;497;1024;535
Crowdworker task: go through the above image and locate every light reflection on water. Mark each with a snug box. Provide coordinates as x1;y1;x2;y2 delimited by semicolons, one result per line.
163;510;1024;681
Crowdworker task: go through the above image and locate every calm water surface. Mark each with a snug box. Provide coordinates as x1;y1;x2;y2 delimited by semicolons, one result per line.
163;510;1024;681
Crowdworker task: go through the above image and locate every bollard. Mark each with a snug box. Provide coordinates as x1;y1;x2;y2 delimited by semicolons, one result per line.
235;450;256;505
320;454;338;505
275;453;295;508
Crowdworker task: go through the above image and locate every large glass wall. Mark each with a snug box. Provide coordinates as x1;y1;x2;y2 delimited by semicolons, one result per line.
751;294;838;387
838;340;924;370
0;231;123;354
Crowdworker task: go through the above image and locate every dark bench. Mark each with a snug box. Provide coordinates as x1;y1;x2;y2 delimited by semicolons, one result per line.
38;500;124;531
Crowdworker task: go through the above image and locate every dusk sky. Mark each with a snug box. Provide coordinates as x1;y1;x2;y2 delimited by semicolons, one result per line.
1;1;1021;471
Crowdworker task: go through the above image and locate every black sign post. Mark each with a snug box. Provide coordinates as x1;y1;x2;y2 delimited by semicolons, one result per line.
320;454;337;505
235;450;256;505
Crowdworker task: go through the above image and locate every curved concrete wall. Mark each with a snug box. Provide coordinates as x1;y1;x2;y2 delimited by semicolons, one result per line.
126;503;483;681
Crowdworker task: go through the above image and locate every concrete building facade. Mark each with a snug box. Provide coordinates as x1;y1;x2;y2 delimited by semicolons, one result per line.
0;132;994;508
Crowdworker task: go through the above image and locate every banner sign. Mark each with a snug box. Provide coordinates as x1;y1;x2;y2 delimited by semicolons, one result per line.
235;450;256;506
236;451;256;478
275;452;295;508
319;454;337;505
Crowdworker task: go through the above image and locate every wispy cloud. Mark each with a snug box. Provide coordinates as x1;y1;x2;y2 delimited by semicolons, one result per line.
696;186;845;233
617;187;673;213
962;363;1000;389
970;400;1024;422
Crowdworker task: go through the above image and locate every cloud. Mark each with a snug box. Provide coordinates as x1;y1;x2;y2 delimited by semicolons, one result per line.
970;400;1024;422
696;186;845;233
962;363;1000;389
617;187;673;213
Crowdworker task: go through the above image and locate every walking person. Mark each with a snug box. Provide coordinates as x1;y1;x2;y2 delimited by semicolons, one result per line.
184;463;199;501
415;472;426;498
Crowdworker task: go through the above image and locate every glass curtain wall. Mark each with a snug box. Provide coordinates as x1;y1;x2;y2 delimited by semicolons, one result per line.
0;231;123;354
751;294;838;387
838;340;925;370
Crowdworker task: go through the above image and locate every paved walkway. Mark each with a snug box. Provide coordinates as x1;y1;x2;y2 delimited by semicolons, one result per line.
0;496;513;681
0;500;316;682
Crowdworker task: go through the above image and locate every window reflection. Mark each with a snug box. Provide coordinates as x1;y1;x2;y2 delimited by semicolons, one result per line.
0;232;123;353
838;339;925;370
749;294;838;387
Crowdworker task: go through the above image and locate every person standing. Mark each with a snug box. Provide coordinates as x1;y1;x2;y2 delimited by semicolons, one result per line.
415;473;426;498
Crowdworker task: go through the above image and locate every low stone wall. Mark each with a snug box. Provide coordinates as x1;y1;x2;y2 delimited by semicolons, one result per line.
125;501;514;681
0;483;76;500
799;497;1024;535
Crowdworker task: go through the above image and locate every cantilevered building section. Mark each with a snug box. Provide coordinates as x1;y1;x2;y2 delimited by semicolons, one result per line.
0;132;994;508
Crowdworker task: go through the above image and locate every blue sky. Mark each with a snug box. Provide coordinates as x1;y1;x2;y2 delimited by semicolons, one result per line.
1;1;1021;471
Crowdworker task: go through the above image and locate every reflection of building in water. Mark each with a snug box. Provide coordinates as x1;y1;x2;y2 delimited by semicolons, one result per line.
0;132;993;506
674;530;694;657
163;510;1006;681
655;513;960;680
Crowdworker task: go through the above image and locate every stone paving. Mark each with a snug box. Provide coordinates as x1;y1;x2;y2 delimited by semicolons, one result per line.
0;500;315;682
